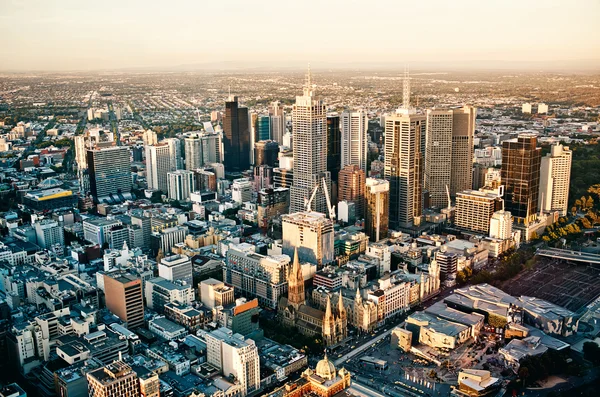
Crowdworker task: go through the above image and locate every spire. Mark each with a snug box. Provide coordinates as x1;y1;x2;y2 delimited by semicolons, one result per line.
324;295;333;320
338;290;346;315
355;288;362;304
402;65;410;110
292;247;302;281
303;63;313;97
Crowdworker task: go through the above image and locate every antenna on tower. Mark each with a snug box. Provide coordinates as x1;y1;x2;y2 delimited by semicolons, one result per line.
403;64;411;110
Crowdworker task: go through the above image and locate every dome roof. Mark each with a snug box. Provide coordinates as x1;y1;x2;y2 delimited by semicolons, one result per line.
315;355;336;380
38;178;63;189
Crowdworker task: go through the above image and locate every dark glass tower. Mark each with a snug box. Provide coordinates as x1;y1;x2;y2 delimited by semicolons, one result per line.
502;133;541;224
326;114;341;182
223;96;250;172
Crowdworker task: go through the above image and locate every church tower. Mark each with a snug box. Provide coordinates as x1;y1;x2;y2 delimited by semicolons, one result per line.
337;291;348;340
323;295;336;346
287;248;305;309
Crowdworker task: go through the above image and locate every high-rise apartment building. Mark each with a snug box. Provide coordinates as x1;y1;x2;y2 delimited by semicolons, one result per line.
341;110;368;171
384;71;425;229
87;146;132;202
282;211;334;267
290;69;332;214
269;101;286;145
384;112;425;229
87;361;139;397
34;219;64;249
455;189;504;234
146;142;175;192
224;243;289;309
539;144;572;216
502;134;541;224
159;254;193;286
425;106;476;207
142;129;158;146
232;178;253;204
255;115;271;142
103;273;144;329
200;278;235;309
489;210;513;239
365;178;390;242
167;170;195;201
223;96;251;172
184;132;222;170
205;327;260;396
338;165;366;219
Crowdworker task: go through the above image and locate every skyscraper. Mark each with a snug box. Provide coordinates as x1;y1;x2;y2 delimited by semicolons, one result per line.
502;133;541;224
341;110;368;171
282;212;334;267
87;146;132;202
103;272;144;329
269;101;286;145
254;140;279;167
338;165;366;219
384;71;425;229
539;144;572;216
255;115;271;141
223;96;250;172
326;114;341;184
425;106;476;207
184;134;202;171
146;142;173;192
290;67;331;214
167;170;195;201
365;178;389;242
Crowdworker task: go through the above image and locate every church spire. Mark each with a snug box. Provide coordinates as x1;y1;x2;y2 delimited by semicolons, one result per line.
355;288;362;304
324;295;333;320
287;247;305;308
338;290;346;316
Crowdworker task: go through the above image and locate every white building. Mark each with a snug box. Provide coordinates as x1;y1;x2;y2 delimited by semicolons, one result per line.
365;243;391;276
159;254;193;286
145;277;194;310
538;103;549;114
490;210;512;240
522;103;532;114
341;110;368;171
282;212;334;267
167;170;195;201
539;144;572;216
148;317;188;340
146;142;176;192
205;327;261;396
83;218;122;246
34;220;64;249
232;178;253;204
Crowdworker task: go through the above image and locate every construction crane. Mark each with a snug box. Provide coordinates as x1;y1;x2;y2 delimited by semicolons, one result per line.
304;178;336;222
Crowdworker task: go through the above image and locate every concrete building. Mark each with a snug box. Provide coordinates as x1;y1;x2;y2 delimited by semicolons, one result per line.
232;178;253;204
254;140;279;167
455;369;501;397
145;277;194;311
148;317;188;341
83;218;122;246
159;254;193;286
522;103;532;114
167;170;195;201
200;278;235;309
34;219;64;249
425;106;476;207
214;298;261;336
103;273;144;329
539;144;572;216
489;210;513;240
384;109;425;228
273;355;351;397
151;225;187;256
87;146;132;202
205;327;260;396
87;361;139;397
269;101;286;145
257;187;290;230
538;103;549;114
290;68;332;214
338;165;366;220
340;110;368;171
184;132;222;170
145;142;175;192
224;244;289;309
282;212;335;267
455;189;504;234
364;178;389;242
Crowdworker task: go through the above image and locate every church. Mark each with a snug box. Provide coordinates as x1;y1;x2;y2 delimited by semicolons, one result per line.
277;353;352;397
278;248;348;346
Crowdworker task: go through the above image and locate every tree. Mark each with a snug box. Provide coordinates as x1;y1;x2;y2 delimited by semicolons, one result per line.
583;342;600;365
518;367;529;386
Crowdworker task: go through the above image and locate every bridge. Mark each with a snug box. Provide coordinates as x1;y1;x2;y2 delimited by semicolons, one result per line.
536;248;600;265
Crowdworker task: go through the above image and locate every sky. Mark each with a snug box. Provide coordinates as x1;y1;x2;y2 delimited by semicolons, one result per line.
1;0;599;71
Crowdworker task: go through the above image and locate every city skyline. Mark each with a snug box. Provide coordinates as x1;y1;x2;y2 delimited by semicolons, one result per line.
1;0;599;72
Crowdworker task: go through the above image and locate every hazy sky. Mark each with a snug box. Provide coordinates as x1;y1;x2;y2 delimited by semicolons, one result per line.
1;0;599;71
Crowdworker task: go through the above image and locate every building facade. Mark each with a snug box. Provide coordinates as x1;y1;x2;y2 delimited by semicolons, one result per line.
223;96;251;172
340;110;368;171
539;144;572;216
364;178;389;242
